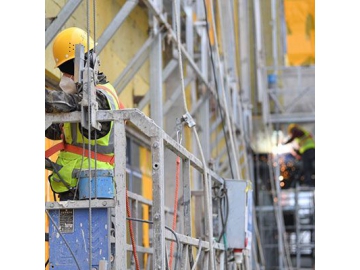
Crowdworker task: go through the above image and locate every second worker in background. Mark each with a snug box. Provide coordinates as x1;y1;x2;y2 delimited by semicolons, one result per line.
283;123;315;187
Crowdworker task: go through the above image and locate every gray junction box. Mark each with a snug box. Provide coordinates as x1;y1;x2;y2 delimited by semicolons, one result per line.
225;179;247;249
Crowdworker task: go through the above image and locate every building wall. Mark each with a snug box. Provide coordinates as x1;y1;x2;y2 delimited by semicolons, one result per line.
45;0;150;112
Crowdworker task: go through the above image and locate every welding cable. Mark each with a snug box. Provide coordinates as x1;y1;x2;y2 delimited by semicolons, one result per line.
218;186;229;243
169;156;181;269
126;217;180;270
45;210;81;270
213;184;229;270
219;190;229;270
126;189;141;270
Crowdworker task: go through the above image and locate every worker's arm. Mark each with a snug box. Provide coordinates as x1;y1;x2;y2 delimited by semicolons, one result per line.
282;136;295;145
282;127;305;145
45;88;81;113
45;88;112;140
45;89;82;140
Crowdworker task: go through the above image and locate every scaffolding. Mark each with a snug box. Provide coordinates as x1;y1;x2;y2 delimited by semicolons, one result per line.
45;0;315;269
45;108;257;269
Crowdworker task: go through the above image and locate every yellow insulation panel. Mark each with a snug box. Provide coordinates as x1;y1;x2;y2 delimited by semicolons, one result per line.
140;147;152;266
284;0;315;66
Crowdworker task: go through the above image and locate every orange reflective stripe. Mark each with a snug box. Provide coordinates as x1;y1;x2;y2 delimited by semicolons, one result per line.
96;84;125;109
45;141;65;158
64;144;115;165
45;141;115;165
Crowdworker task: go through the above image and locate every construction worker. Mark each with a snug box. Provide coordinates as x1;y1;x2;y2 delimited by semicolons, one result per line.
282;123;315;187
45;27;124;200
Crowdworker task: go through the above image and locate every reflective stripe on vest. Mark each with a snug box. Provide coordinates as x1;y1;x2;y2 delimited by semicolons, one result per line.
45;141;115;165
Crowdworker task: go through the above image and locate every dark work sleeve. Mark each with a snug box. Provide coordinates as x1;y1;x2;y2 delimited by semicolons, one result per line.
45;88;112;140
45;89;81;113
45;123;62;140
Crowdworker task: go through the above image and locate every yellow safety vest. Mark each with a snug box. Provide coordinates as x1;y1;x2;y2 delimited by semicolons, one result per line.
295;129;315;155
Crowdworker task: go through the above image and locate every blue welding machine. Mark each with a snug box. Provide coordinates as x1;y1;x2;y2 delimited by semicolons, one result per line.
48;208;112;270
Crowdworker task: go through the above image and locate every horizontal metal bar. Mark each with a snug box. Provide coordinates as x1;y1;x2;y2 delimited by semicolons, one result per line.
126;244;153;254
164;230;225;251
45;199;115;209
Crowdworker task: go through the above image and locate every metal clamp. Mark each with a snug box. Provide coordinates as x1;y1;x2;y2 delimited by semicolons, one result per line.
181;112;196;128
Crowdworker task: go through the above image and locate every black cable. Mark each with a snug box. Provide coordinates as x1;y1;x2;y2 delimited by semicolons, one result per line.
126;217;180;270
213;184;229;243
223;190;230;270
220;188;229;242
45;258;49;268
213;183;229;270
202;0;234;179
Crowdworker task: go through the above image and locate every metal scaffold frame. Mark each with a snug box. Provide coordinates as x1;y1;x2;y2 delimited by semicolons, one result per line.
45;108;251;269
45;0;315;269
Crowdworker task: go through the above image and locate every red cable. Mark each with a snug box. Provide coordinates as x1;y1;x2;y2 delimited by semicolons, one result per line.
169;156;181;269
126;189;140;270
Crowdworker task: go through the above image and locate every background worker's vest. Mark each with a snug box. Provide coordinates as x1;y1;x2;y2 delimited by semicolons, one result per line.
295;129;315;155
49;83;121;194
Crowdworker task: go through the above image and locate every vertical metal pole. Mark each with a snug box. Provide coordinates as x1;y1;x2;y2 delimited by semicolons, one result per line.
253;0;269;124
113;118;127;270
149;0;163;128
204;170;215;270
238;0;251;109
274;154;284;270
238;0;255;172
183;158;192;235
185;5;197;105
271;0;279;83
271;0;283;269
183;159;192;269
151;134;166;269
295;185;301;269
199;23;210;173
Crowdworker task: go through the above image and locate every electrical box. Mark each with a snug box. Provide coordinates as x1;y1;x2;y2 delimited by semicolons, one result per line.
48;208;111;270
225;179;247;249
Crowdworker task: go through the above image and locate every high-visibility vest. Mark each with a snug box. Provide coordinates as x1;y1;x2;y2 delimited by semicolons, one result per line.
295;128;315;155
47;82;123;194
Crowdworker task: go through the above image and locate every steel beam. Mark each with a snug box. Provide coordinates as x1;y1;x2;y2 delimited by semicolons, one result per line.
96;0;139;54
45;0;83;48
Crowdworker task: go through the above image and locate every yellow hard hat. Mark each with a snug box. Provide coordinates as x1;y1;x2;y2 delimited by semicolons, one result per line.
52;27;95;68
287;123;298;134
